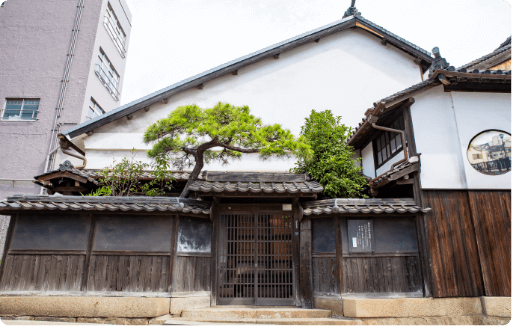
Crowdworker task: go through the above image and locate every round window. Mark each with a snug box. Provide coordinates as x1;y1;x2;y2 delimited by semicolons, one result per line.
467;130;511;175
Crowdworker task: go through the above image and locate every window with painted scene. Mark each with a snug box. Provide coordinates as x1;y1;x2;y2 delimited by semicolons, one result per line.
177;216;212;253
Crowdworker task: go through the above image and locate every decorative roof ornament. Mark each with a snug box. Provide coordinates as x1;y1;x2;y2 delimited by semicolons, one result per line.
343;0;361;18
58;160;74;172
428;47;450;77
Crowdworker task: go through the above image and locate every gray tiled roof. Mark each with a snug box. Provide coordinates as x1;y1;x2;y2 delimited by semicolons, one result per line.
372;156;420;187
0;195;211;215
302;198;430;216
36;160;99;185
458;43;511;70
189;180;323;194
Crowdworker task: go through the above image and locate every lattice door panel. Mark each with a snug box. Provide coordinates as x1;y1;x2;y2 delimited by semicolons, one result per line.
255;213;294;306
217;212;294;306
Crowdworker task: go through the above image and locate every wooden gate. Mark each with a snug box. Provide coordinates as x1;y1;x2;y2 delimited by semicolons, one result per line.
217;212;294;305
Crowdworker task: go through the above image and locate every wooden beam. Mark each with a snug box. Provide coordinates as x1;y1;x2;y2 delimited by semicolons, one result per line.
292;198;301;305
38;171;88;184
395;178;415;185
403;105;433;298
299;219;313;308
210;207;219;306
81;214;96;291
169;215;179;293
52;185;88;193
334;217;344;295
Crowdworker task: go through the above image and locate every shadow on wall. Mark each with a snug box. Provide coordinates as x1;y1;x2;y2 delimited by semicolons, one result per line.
0;215;11;262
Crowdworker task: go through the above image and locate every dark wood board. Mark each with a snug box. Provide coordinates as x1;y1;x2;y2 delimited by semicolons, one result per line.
468;190;511;296
172;256;212;292
423;190;484;297
299;219;313;308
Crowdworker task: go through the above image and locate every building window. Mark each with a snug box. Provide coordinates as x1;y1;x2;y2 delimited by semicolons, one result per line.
87;98;105;120
467;130;511;175
1;99;40;121
95;48;120;101
374;115;405;168
104;2;127;58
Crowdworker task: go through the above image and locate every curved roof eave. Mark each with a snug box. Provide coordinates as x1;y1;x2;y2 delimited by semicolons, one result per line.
62;15;433;139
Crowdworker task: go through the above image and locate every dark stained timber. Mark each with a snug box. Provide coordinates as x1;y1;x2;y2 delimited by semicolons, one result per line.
172;256;211;292
423;190;485;297
0;254;85;291
312;256;339;295
86;255;169;292
468;190;511;296
342;256;421;294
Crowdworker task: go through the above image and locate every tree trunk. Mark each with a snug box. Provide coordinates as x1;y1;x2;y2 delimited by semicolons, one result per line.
179;151;204;198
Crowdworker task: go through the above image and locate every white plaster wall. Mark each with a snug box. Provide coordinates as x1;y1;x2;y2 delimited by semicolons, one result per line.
451;92;511;189
410;86;466;189
364;89;511;190
361;143;376;178
84;28;423;171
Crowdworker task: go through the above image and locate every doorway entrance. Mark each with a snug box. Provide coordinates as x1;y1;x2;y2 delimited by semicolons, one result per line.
217;211;295;305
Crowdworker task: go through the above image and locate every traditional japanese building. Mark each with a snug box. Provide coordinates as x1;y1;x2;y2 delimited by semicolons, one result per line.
0;3;510;323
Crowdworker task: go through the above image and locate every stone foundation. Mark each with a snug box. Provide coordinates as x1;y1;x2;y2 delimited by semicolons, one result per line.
343;297;483;318
313;296;343;317
170;296;210;315
0;297;170;318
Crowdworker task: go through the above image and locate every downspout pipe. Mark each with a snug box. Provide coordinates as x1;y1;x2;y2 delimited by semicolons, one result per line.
62;149;87;169
369;122;408;186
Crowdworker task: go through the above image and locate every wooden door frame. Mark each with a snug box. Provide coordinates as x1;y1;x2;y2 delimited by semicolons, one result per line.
212;203;299;306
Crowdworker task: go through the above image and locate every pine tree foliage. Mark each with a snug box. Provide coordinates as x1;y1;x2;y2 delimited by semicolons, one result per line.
144;102;311;197
293;110;368;198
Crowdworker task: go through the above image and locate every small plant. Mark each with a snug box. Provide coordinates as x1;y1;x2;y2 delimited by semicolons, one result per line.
88;150;174;197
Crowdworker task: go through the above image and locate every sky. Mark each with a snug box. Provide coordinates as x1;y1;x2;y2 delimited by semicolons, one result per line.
120;0;511;105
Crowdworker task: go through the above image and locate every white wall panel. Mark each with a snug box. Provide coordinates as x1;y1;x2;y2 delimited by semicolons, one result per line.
83;29;423;171
410;86;466;189
451;92;511;189
361;143;376;178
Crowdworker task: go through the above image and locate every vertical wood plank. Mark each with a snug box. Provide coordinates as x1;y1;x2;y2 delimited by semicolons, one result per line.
299;219;313;308
0;214;17;289
334;217;343;294
81;215;96;291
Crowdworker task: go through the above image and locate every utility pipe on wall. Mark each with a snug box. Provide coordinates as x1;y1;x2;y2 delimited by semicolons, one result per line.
62;149;87;169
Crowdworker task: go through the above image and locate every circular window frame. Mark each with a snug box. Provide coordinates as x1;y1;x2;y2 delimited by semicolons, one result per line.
466;129;511;176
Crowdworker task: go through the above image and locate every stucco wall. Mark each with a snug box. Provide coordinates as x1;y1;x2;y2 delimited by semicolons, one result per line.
0;0;130;201
80;0;132;123
83;28;424;171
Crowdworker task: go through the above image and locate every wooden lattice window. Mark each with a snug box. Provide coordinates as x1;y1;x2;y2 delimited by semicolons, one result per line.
374;115;406;168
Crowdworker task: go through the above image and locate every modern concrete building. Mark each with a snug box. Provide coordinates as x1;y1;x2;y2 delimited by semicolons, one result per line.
0;0;132;256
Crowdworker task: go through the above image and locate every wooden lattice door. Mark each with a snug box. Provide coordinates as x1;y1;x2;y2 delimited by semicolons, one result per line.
217;212;294;305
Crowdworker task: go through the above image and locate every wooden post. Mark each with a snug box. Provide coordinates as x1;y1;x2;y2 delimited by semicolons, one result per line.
299;218;313;308
169;215;179;293
0;214;17;288
210;198;219;306
81;214;97;291
403;104;433;297
292;198;302;306
334;217;344;294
